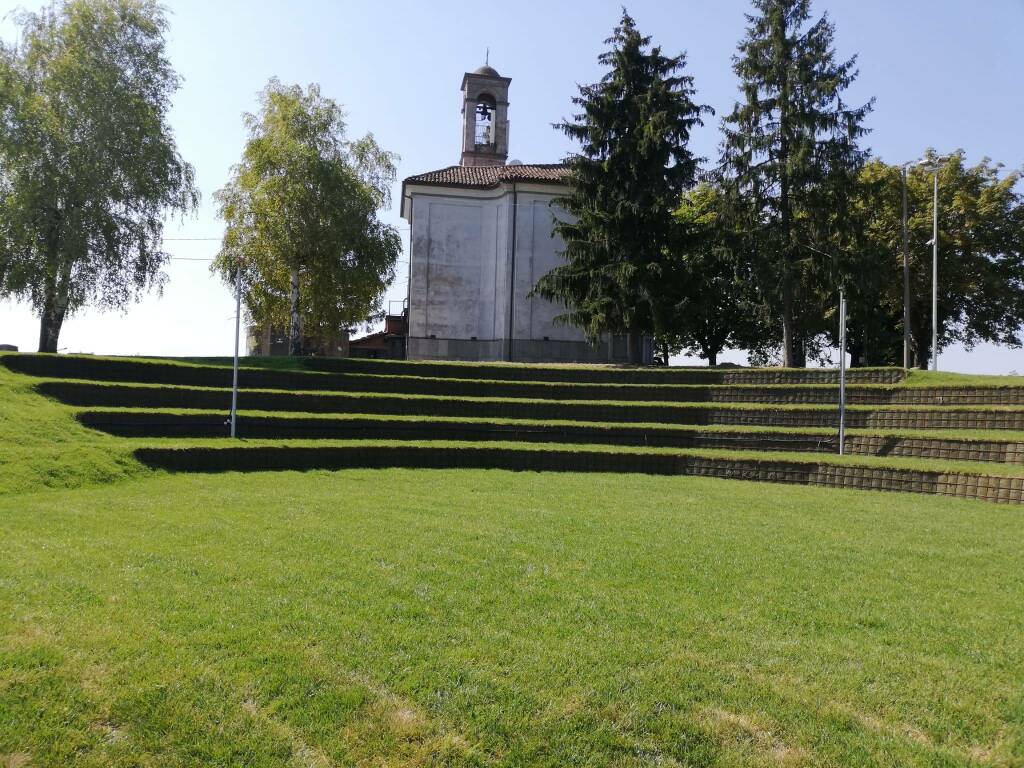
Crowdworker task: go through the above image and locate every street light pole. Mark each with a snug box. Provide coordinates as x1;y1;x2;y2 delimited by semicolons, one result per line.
796;241;846;451
230;260;241;438
838;287;847;455
931;168;939;372
917;154;951;371
901;165;911;369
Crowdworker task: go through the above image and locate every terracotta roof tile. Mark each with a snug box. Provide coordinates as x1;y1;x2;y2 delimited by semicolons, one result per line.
403;164;569;189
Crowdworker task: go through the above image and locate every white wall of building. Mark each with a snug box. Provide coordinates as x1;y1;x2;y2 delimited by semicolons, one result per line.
406;183;611;361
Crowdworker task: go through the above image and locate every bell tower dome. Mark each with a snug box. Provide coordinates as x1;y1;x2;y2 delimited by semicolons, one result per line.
460;60;511;167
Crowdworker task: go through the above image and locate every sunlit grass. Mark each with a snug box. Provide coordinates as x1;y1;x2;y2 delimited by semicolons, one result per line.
3;355;1024;765
1;469;1022;766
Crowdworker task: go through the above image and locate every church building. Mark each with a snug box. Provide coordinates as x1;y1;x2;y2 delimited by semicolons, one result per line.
400;64;642;363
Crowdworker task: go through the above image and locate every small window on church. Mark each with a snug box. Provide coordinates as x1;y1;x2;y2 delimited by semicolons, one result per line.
474;94;496;146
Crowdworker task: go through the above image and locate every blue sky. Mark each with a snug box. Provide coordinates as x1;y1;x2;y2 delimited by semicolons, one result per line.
1;0;1022;372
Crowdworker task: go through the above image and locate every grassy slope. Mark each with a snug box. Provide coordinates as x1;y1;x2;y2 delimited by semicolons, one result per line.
0;367;145;495
2;470;1023;766
6;367;1024;485
4;360;1024;764
6;366;1024;499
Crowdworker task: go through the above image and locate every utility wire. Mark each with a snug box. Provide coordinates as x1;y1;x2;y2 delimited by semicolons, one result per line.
166;256;409;264
164;227;411;241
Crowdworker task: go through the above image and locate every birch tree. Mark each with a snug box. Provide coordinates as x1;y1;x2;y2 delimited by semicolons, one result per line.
0;0;197;352
213;80;400;356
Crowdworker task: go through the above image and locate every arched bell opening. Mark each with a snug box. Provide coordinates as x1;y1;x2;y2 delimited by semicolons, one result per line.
474;93;497;147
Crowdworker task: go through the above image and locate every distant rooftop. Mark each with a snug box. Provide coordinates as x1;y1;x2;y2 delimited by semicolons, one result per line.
403;164;568;190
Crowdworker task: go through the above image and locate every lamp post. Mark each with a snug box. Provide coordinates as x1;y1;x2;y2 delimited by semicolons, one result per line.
899;162;912;369
798;242;846;454
928;162;939;372
838;287;847;455
918;155;951;371
230;259;242;438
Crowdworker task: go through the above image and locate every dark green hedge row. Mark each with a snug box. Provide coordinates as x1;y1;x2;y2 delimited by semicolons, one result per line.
132;445;1024;504
76;411;837;452
43;381;1024;430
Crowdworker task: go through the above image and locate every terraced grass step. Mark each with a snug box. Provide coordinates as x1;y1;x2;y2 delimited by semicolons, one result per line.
132;443;1024;504
78;410;1024;465
4;352;905;387
303;357;910;385
3;353;338;392
41;380;1024;431
12;354;1023;405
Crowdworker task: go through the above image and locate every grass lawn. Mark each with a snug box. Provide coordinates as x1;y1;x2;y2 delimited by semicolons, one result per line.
904;370;1024;387
3;357;1024;765
2;469;1023;767
0;367;144;496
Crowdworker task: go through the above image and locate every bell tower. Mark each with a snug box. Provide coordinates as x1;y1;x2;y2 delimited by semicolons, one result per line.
460;60;511;167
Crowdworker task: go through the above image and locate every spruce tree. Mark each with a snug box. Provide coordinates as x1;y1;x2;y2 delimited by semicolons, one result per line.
533;10;711;363
720;0;872;367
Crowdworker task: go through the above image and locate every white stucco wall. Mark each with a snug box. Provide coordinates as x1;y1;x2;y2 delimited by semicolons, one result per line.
511;192;582;343
405;183;596;361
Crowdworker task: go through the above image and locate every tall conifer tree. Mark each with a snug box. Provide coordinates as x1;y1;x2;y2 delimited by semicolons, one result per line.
721;0;871;366
534;10;710;363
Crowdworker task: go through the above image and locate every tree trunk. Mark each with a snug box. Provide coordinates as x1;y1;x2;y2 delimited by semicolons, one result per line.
705;347;718;367
847;328;862;368
626;330;643;366
781;303;796;367
288;268;301;356
659;342;671;367
777;37;799;370
912;331;929;370
37;265;71;353
37;295;64;353
792;333;806;368
916;348;930;370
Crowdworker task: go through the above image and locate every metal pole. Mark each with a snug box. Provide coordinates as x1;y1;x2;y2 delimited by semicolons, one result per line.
901;166;910;369
931;170;939;372
230;262;241;438
838;288;846;455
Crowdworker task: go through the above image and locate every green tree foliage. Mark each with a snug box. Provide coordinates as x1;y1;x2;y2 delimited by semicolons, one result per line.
0;0;198;352
533;10;711;363
846;152;1024;368
720;0;871;367
213;80;401;356
657;184;755;366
